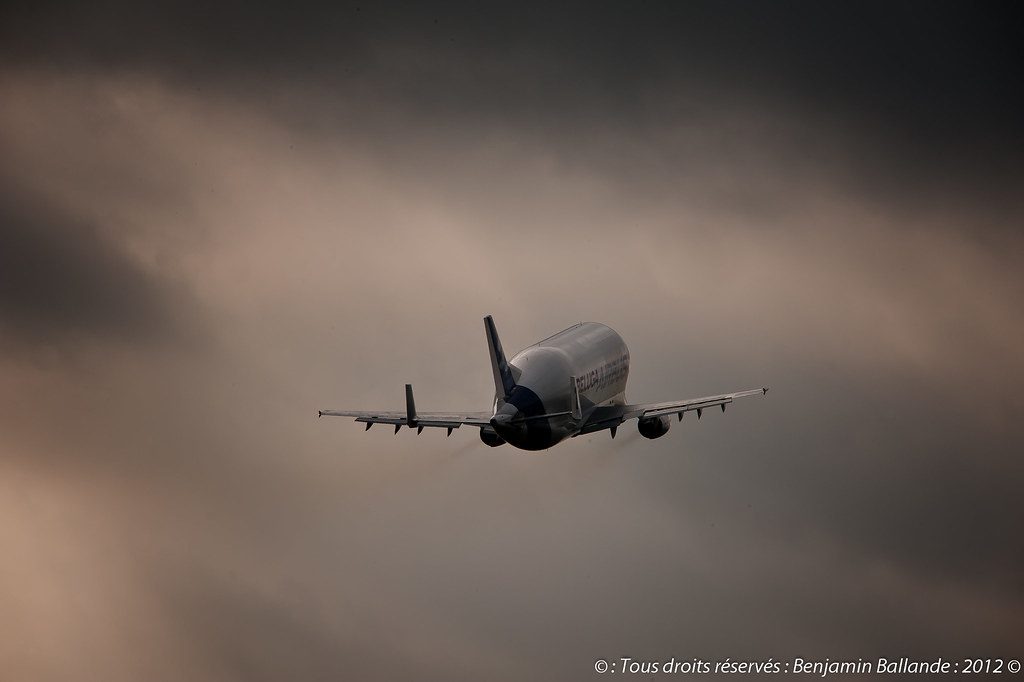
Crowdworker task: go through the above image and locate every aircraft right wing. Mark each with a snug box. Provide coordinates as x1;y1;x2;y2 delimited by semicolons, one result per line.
318;384;492;436
577;387;768;435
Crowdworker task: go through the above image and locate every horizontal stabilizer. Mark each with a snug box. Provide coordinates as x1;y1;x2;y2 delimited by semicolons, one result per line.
507;411;571;424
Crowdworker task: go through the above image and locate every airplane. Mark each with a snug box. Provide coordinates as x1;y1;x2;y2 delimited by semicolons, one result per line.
319;315;767;451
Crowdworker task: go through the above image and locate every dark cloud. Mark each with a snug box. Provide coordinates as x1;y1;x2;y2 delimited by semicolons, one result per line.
0;180;185;350
4;1;1020;235
4;2;1021;168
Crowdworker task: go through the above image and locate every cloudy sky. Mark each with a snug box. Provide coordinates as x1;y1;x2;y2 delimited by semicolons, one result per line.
2;2;1022;680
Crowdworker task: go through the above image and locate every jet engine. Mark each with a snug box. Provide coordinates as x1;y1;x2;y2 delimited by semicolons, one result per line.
479;428;506;447
637;415;671;439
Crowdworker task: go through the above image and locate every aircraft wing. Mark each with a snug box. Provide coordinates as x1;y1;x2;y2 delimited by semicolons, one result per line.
319;384;492;435
577;387;768;435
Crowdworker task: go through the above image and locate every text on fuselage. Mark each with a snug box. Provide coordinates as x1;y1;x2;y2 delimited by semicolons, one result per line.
576;353;630;394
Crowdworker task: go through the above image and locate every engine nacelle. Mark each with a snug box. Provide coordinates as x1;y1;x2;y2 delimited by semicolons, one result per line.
479;428;506;447
637;415;671;439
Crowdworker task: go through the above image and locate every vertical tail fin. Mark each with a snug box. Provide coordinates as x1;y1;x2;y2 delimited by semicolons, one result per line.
484;315;516;399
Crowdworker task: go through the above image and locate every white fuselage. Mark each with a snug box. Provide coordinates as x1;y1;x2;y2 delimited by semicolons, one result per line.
490;322;630;450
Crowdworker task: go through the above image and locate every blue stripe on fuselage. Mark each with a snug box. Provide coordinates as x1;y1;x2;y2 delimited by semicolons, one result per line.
502;385;559;450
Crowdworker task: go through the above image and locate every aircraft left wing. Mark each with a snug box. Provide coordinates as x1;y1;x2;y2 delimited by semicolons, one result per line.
318;384;492;436
577;387;768;435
